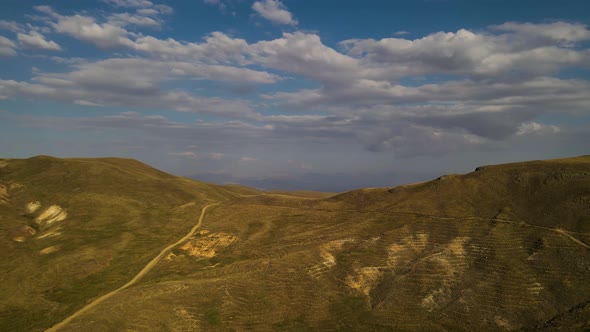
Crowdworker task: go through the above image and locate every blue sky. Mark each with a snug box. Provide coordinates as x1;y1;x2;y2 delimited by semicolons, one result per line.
0;0;589;191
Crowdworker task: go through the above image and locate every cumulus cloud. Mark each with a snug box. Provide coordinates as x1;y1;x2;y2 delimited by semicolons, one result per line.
252;0;297;26
341;23;590;80
51;14;134;48
491;21;590;45
17;31;61;51
0;74;259;118
31;57;277;94
0;36;17;56
250;32;359;82
107;13;161;28
128;25;589;86
241;23;590;144
3;5;590;160
266;76;590;110
0;20;24;33
133;31;251;63
0;47;282;116
516;122;560;136
32;5;59;18
152;4;174;15
136;8;159;16
265;76;590;142
4;19;588;150
32;4;173;48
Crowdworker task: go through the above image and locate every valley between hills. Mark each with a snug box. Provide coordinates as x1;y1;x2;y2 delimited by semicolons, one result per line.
0;155;589;331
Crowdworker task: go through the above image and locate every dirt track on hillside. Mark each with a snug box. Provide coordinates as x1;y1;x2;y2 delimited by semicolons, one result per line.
46;202;219;332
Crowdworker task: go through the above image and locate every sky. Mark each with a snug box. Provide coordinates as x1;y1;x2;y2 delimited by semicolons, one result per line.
0;0;589;191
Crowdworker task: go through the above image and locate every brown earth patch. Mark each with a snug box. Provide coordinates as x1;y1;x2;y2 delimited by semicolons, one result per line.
179;231;237;258
40;246;60;255
35;205;67;227
26;201;41;213
346;267;384;296
11;225;36;242
0;184;8;205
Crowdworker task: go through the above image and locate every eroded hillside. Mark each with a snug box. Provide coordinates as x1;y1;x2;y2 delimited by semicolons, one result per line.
0;156;254;331
1;155;589;331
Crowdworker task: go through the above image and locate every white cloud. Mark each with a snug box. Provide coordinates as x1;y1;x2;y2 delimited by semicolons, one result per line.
341;23;590;80
239;156;257;162
0;45;286;133
3;7;590;160
153;5;173;15
107;13;161;28
262;76;590;141
17;31;61;51
33;5;60;18
492;21;590;45
167;61;279;83
52;14;134;49
0;36;17;56
74;99;103;106
0;74;259;118
7;18;588;146
251;32;359;82
37;17;581;87
237;22;590;144
41;57;276;87
133;32;250;63
516;122;560;136
122;23;590;85
136;8;159;16
0;20;23;33
33;6;160;48
252;0;297;26
33;5;171;49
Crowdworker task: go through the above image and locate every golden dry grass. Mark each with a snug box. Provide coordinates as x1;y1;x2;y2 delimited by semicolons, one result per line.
1;155;589;331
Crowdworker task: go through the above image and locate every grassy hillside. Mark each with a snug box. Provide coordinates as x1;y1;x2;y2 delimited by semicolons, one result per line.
0;156;249;331
1;155;589;331
323;155;590;233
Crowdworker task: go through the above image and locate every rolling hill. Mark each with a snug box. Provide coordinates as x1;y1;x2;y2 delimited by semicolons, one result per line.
1;155;589;331
0;156;255;331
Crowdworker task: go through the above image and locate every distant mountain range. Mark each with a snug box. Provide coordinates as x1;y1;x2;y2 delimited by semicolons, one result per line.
189;170;437;192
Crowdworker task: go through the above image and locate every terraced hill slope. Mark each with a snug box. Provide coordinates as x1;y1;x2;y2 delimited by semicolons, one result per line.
1;155;589;331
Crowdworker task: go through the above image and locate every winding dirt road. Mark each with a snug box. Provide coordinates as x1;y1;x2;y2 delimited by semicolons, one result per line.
46;202;219;332
554;228;590;250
